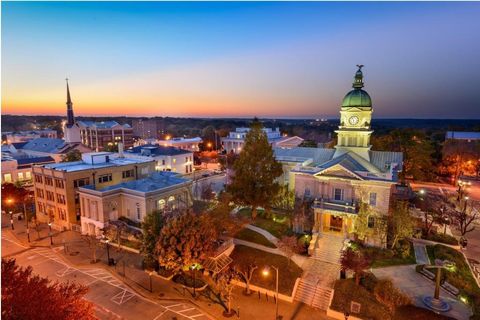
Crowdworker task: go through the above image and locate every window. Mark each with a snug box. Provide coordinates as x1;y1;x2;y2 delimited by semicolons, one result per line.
18;172;24;180
162;159;166;165
56;194;66;205
141;167;149;175
25;171;31;180
37;202;45;214
98;174;112;183
158;199;166;210
58;208;67;221
136;204;141;220
34;174;43;183
73;178;90;188
334;188;344;201
55;179;65;189
3;173;12;183
368;216;375;228
369;192;377;206
45;177;53;186
172;158;176;164
46;191;55;201
36;188;44;198
185;165;189;173
304;188;311;197
122;169;134;179
185;157;188;162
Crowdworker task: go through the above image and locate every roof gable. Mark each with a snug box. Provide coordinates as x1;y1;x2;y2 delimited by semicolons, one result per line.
315;163;364;180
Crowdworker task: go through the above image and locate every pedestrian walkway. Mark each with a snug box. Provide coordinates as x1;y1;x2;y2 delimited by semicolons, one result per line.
413;242;430;265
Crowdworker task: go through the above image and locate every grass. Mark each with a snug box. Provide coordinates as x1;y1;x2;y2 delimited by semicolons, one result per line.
237;207;293;238
234;228;277;248
229;245;302;295
352;241;416;268
120;238;141;250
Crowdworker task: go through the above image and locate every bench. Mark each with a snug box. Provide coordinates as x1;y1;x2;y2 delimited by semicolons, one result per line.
442;282;460;296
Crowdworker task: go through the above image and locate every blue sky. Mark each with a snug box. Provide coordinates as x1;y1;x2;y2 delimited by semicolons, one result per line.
2;2;480;118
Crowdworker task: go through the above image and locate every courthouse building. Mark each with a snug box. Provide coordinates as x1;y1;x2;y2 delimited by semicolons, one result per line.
289;66;403;247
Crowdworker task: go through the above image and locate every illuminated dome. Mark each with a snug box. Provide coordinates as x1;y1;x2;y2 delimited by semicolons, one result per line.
341;65;372;108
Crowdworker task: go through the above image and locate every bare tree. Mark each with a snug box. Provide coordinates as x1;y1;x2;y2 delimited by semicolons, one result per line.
451;200;479;236
233;261;257;295
277;235;301;266
82;234;102;263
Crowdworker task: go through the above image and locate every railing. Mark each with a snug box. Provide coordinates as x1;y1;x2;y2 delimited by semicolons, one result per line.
213;238;234;257
312;199;358;214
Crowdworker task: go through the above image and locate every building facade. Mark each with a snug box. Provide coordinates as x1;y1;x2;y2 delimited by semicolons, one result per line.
1;153;55;187
221;127;303;153
124;144;194;175
32;152;155;231
2;130;58;144
78;171;193;236
132;118;159;139
290;66;403;248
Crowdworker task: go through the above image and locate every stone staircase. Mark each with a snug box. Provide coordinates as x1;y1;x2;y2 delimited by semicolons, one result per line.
293;233;344;310
294;279;333;310
312;233;344;265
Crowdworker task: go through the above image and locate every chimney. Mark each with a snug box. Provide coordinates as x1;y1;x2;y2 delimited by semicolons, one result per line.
118;142;124;158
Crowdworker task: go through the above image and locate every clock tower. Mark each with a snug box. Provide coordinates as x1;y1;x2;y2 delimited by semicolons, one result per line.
334;65;373;161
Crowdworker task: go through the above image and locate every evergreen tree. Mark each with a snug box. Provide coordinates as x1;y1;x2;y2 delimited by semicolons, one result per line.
227;119;283;219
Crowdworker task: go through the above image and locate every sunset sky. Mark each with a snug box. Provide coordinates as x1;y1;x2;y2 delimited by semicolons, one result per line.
2;2;480;118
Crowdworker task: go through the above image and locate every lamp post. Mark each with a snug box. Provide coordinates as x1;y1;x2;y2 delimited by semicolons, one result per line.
106;239;111;265
191;264;197;298
48;222;53;245
7;198;14;230
262;265;279;320
149;271;153;293
23;201;30;242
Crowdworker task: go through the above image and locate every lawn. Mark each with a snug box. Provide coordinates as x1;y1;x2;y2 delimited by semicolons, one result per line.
229;245;302;295
237;207;293;238
426;244;480;317
352;241;416;268
234;228;277;248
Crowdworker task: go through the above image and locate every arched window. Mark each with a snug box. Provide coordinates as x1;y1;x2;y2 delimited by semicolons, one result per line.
158;199;166;210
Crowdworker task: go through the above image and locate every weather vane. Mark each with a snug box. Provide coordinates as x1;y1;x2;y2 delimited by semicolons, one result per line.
356;64;364;70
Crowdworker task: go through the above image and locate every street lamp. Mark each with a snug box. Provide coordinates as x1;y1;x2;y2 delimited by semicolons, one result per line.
262;265;279;320
106;239;111;265
191;264;197;298
48;222;53;245
149;271;154;293
7;198;14;230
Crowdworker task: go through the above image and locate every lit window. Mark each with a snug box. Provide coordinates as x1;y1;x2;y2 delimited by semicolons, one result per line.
17;172;24;180
158;199;166;210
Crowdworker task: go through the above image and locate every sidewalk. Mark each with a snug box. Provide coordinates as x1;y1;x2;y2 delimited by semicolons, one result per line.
3;214;333;319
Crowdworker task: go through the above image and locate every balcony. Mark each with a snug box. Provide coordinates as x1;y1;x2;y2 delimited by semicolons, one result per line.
312;198;359;214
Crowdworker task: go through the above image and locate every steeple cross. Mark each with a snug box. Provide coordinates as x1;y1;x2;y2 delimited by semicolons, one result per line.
356;64;364;71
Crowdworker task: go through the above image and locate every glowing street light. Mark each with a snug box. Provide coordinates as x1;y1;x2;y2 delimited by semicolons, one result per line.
48;222;53;245
262;265;279;320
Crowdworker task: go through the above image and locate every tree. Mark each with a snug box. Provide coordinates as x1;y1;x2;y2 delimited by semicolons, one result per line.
200;183;215;201
371;129;436;181
209;191;242;236
140;211;165;269
2;258;96;320
277;236;301;266
451;199;479;236
354;201;387;242
61;149;82;162
2;183;29;211
156;211;217;272
340;247;371;285
389;201;415;249
227;119;283;219
233;259;257;295
82;234;102;263
104;220;128;249
211;269;238;316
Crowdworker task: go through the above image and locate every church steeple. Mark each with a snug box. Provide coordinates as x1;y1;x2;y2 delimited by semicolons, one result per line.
66;78;75;127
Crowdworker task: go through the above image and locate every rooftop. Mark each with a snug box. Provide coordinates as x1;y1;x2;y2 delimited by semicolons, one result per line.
41;154;153;172
445;131;480;140
82;171;191;193
77;120;131;129
127;144;191;156
17;138;72;153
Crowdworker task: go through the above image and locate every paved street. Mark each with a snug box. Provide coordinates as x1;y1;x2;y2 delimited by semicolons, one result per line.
1;226;211;320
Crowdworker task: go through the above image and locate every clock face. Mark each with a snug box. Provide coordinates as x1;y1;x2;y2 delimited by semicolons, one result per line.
349;116;359;125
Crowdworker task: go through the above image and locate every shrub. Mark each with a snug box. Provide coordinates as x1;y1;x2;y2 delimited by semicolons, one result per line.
374;279;411;314
395;239;411;259
361;272;378;293
425;233;459;245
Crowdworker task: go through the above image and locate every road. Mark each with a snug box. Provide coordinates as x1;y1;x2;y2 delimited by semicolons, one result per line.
1;230;211;320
